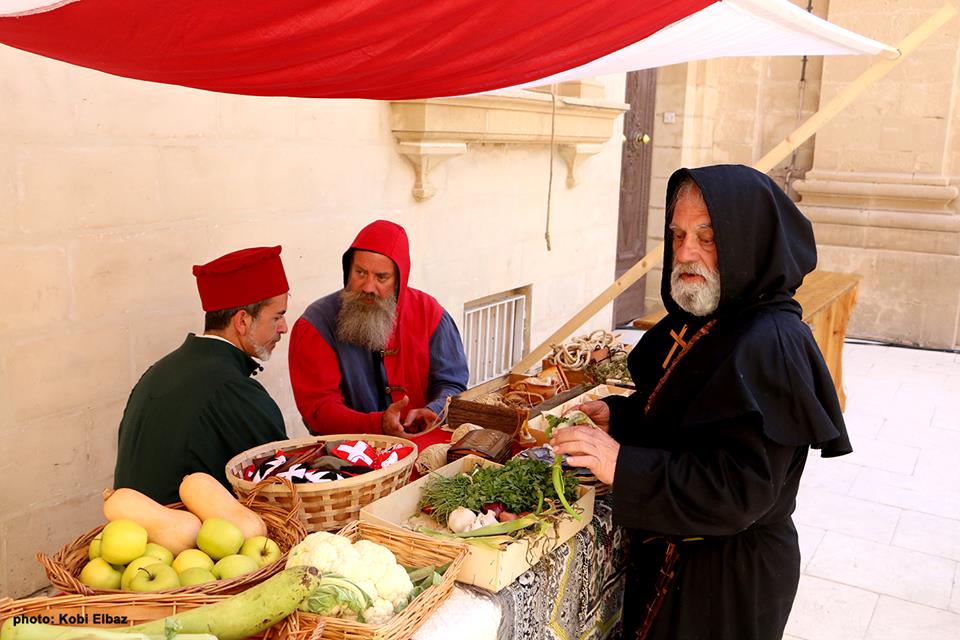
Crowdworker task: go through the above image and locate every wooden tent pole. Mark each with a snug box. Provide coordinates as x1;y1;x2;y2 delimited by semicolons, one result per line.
510;243;664;375
754;2;957;174
510;2;957;375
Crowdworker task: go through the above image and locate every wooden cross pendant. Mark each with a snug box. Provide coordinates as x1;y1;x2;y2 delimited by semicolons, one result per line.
661;325;689;369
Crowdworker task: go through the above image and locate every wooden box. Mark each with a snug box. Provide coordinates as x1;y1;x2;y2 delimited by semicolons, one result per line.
447;371;587;436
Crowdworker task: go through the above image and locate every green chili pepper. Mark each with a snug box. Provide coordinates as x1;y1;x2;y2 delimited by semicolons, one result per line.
552;454;580;520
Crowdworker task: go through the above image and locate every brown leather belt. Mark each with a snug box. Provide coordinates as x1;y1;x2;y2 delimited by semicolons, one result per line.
635;534;703;640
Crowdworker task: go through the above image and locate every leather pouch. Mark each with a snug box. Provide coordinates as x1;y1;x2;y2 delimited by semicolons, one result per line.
447;428;513;465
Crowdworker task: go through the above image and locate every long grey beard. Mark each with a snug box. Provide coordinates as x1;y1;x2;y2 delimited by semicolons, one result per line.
336;289;398;352
670;261;721;317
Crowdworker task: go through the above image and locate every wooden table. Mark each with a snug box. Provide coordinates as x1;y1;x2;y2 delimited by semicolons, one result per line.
631;270;860;410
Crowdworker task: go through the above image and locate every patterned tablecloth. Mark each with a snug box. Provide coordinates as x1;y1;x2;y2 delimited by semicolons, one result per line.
493;496;628;640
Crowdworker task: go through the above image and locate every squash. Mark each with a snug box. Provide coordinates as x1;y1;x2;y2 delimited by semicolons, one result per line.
102;488;201;555
179;472;267;538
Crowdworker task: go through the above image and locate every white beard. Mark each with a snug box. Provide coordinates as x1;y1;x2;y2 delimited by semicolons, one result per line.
336;289;398;352
670;261;721;316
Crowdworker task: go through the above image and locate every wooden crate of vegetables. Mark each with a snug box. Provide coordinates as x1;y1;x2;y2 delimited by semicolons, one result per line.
283;520;467;640
359;455;594;593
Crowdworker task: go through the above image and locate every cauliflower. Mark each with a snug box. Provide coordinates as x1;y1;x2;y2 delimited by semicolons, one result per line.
362;597;397;626
354;579;378;601
289;533;415;625
354;539;399;569
351;539;397;583
374;562;415;608
286;531;357;574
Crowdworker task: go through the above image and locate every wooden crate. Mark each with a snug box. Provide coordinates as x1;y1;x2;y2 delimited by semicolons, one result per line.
447;373;586;436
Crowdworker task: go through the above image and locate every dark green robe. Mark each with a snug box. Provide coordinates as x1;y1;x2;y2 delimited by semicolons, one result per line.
114;334;287;504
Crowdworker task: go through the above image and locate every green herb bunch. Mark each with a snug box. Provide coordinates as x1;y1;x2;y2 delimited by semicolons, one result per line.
418;458;578;525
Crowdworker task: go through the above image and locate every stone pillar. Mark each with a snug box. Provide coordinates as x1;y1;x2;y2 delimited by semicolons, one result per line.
794;1;960;348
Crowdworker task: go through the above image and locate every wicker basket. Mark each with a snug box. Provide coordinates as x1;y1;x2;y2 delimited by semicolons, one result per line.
0;590;321;640
226;435;418;533
38;476;307;596
289;520;467;640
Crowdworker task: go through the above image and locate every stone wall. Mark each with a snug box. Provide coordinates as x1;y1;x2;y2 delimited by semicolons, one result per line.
647;0;960;349
795;0;960;349
0;46;626;596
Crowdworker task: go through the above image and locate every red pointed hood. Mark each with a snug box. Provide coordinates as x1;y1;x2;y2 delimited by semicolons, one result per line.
342;220;410;308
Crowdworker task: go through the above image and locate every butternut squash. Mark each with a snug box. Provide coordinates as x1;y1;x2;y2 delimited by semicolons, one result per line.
179;473;267;538
102;488;201;555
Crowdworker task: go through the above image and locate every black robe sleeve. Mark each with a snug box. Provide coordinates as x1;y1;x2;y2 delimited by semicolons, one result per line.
611;419;799;536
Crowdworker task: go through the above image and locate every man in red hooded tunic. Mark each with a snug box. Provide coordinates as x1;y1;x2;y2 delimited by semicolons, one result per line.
289;220;468;436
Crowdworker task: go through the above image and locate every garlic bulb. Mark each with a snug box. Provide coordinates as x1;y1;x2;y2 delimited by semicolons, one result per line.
447;506;478;533
473;510;499;529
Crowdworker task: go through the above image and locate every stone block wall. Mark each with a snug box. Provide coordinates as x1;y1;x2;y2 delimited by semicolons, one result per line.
646;0;960;349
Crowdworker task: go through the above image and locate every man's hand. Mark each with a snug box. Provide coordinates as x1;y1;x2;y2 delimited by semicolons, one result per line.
381;396;409;436
403;407;438;434
550;424;620;485
566;400;611;432
382;396;438;435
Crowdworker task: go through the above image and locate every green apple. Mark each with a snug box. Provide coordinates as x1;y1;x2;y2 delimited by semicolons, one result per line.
213;554;259;580
177;566;218;586
196;518;244;561
120;556;160;590
128;562;180;592
99;519;148;565
78;558;122;590
88;532;103;560
172;548;215;574
239;536;282;567
142;542;173;565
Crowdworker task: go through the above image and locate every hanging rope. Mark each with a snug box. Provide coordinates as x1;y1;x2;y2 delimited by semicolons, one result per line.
544;83;558;251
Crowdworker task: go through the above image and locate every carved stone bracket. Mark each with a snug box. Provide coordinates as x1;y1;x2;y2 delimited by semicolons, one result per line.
558;143;605;187
390;89;628;201
395;141;467;202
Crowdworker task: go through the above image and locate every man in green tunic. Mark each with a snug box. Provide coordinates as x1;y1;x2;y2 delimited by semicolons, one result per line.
114;246;290;504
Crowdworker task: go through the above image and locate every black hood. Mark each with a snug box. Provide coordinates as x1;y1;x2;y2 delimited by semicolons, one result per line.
662;164;817;318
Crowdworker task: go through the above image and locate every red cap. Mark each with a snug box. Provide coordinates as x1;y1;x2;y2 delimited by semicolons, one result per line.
192;246;289;312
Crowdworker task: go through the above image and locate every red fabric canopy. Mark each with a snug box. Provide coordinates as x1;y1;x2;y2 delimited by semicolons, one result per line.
0;0;715;99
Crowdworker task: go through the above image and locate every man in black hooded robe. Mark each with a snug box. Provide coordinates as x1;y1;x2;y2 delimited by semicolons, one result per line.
552;164;851;640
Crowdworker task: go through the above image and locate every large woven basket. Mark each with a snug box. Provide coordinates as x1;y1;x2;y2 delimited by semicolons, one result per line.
38;476;307;596
0;590;321;640
226;434;418;532
289;520;467;640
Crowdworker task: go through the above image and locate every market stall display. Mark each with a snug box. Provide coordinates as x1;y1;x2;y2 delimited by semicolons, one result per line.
38;476;305;596
226;435;418;533
360;456;594;593
289;521;467;640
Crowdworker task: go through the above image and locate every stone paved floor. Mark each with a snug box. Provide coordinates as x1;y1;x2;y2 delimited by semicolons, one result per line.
784;341;960;640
